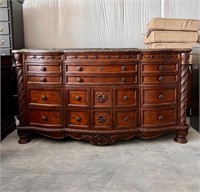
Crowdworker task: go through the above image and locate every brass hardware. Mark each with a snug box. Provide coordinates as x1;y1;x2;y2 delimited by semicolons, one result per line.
121;66;126;71
0;27;4;32
76;117;81;121
123;96;128;100
97;93;106;103
124;116;128;121
97;66;103;71
76;96;81;100
41;116;47;121
1;40;4;45
159;65;164;70
158;115;163;120
121;77;126;82
159;76;164;81
97;115;107;124
40;66;46;71
40;77;46;82
76;77;82;82
158;95;164;99
76;66;82;71
41;95;47;100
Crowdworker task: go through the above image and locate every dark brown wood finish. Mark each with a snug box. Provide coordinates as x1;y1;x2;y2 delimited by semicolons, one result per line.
13;49;191;145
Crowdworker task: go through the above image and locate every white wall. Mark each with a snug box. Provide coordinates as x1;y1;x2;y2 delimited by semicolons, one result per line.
23;0;200;49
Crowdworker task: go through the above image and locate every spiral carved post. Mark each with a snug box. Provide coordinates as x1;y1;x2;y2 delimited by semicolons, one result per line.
14;53;31;144
174;52;190;144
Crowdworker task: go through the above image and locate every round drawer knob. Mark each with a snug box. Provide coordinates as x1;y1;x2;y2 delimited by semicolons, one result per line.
76;117;81;121
121;77;126;82
76;77;82;82
76;96;81;100
40;67;46;71
158;115;163;120
41;116;47;121
159;76;164;81
124;116;128;121
40;77;47;82
158;95;164;99
159;65;164;70
0;27;4;32
41;95;47;100
123;96;128;100
1;40;4;45
121;66;126;71
76;66;82;71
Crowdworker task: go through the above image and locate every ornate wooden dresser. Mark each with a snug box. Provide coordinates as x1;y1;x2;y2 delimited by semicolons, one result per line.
13;48;190;145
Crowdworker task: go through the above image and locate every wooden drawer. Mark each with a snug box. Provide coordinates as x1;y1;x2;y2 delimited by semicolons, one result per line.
141;63;178;73
0;0;8;7
115;88;137;107
66;89;89;107
66;64;137;73
141;107;177;127
0;8;8;21
27;75;62;84
92;110;112;129
141;87;177;106
67;110;89;128
141;74;178;84
92;88;112;108
66;75;137;84
28;109;63;127
0;22;9;35
0;35;10;48
26;65;62;73
28;89;63;106
115;109;137;128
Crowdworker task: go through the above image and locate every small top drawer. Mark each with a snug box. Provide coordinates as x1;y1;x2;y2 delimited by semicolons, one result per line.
0;8;8;21
26;64;62;73
0;22;9;34
66;64;137;73
0;0;8;7
141;63;178;73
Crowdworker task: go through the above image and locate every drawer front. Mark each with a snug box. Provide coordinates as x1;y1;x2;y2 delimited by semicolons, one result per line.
141;63;178;73
28;109;63;127
0;22;9;34
142;74;178;84
0;48;10;55
67;89;89;107
67;110;89;128
28;89;63;106
66;75;137;84
0;0;8;7
67;64;137;73
92;88;112;108
0;35;10;47
115;110;137;128
26;65;62;73
27;75;62;84
115;88;137;107
141;87;177;106
0;8;8;21
92;110;112;129
142;108;177;127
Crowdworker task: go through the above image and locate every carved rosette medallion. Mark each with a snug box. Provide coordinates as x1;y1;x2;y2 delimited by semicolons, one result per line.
97;115;107;124
97;93;107;103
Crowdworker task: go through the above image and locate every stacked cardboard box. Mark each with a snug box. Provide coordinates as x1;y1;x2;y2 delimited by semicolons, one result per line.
144;18;200;49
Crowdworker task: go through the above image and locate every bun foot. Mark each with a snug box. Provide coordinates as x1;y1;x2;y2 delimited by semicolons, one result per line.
18;135;31;144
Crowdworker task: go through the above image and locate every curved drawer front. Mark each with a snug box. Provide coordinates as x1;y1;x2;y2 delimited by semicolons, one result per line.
66;89;89;107
141;107;177;127
66;75;137;84
115;88;137;107
67;110;89;128
115;110;137;128
141;74;177;84
141;87;177;106
28;109;63;127
26;65;62;73
28;89;63;106
27;75;62;84
67;64;137;73
141;63;178;73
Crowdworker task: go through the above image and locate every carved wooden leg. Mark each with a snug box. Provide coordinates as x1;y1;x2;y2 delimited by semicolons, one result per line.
18;131;31;144
174;128;189;144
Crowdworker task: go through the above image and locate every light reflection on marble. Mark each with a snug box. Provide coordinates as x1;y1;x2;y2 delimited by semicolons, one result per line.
0;124;199;192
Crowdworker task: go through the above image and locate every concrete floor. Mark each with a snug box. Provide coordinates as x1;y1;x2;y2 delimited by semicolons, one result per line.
0;123;200;192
